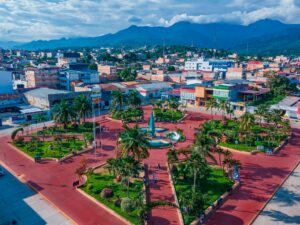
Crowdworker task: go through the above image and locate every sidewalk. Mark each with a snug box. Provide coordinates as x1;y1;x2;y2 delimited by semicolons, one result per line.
252;162;300;225
205;129;300;225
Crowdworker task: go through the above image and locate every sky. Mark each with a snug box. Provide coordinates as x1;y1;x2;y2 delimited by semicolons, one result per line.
0;0;300;42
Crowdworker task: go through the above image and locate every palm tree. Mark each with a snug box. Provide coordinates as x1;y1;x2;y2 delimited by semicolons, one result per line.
52;100;77;128
112;89;125;111
254;104;268;125
167;148;178;163
118;124;150;160
218;99;230;121
128;91;141;109
186;151;207;193
205;98;217;119
119;156;141;196
74;95;92;123
240;112;255;132
239;112;255;145
194;133;217;163
269;109;284;128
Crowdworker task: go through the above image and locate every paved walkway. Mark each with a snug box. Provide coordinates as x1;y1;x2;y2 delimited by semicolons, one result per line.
0;119;126;225
205;130;300;225
0;165;73;225
252;162;300;225
2;107;300;225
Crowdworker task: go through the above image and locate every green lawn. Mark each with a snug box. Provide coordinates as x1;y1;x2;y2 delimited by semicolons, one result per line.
35;122;96;135
154;108;184;122
219;142;256;152
81;173;143;225
15;140;85;159
249;94;286;107
173;167;234;224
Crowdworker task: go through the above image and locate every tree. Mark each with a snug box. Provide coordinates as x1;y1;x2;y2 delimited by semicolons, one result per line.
167;66;176;71
205;98;217;119
239;112;255;145
118;124;150;160
218;99;230;121
240;112;255;132
118;68;136;81
255;104;268;125
194;133;217;163
167;148;178;163
111;89;125;111
127;91;141;109
269;109;284;128
186;151;208;193
52;100;77;128
88;63;98;71
11;127;24;141
74;95;92;123
119;156;141;196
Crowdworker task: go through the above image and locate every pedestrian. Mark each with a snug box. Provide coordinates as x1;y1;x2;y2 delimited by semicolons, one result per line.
152;173;157;184
157;163;161;170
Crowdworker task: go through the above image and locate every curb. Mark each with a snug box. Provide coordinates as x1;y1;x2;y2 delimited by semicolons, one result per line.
76;189;133;225
166;162;184;225
250;160;300;225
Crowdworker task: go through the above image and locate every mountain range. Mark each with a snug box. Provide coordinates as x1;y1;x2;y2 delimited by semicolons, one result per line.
2;19;300;55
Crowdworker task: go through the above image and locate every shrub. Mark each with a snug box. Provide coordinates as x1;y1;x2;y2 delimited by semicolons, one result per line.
84;133;94;144
100;188;113;199
114;198;122;207
121;177;130;187
82;122;94;129
121;197;134;213
14;137;25;146
87;184;93;190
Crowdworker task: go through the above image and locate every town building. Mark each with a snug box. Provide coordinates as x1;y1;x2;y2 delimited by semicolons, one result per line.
25;67;60;89
24;87;88;110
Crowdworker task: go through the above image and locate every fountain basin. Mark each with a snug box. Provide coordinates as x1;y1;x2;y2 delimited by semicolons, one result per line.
165;131;181;142
147;139;171;148
140;127;168;133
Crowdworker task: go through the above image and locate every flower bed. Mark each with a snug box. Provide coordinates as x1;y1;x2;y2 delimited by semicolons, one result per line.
172;166;234;225
14;139;85;159
153;108;184;122
80;173;144;225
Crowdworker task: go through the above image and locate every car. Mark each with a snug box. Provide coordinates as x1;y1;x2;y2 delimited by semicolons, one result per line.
0;167;4;176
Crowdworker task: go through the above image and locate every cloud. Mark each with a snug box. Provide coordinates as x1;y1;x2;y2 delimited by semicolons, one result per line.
160;0;300;26
0;0;299;42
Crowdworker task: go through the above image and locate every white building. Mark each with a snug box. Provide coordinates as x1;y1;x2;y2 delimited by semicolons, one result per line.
58;69;99;91
136;82;172;100
185;58;213;72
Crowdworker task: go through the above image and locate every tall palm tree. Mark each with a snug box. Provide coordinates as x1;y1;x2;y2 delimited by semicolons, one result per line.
254;104;268;125
186;151;207;193
269;109;284;128
118;124;150;160
218;99;230;121
239;112;255;145
167;148;179;163
112;89;125;111
128;91;141;109
240;112;255;132
52;100;77;128
194;132;217;163
205;98;217;119
74;95;92;123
